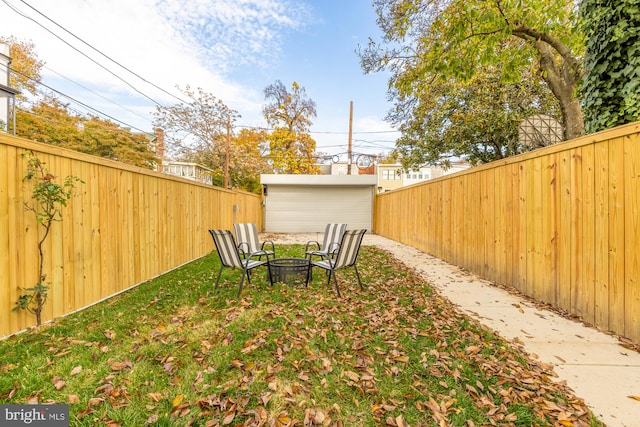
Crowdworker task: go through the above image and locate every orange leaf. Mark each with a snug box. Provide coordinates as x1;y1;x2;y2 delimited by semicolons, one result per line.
172;394;184;407
68;394;80;404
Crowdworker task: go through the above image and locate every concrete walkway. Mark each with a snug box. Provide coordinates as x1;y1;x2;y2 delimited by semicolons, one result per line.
271;232;640;426
363;234;640;427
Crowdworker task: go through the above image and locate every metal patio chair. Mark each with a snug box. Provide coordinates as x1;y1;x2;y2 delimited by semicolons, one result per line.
208;229;270;297
233;223;275;261
305;223;347;261
310;229;366;297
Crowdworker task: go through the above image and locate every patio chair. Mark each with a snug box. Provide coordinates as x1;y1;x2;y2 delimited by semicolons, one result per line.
233;223;275;261
310;229;366;297
208;229;271;297
305;223;347;261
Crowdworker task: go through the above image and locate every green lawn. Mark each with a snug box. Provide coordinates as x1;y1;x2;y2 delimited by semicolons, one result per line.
0;244;602;426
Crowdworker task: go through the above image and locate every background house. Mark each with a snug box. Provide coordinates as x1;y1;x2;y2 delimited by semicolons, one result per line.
0;43;19;134
316;159;471;193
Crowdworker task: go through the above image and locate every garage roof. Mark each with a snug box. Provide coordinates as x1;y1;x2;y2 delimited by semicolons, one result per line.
261;174;377;186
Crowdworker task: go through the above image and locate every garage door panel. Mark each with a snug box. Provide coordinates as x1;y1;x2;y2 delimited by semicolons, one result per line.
265;185;372;232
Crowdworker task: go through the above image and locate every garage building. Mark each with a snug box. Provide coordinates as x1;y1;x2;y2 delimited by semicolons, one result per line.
260;174;377;233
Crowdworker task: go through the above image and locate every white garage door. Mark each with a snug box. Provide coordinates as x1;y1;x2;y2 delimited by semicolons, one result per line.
264;185;373;233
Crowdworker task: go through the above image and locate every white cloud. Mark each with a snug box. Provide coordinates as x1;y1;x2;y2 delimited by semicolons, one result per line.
156;0;310;73
1;0;314;131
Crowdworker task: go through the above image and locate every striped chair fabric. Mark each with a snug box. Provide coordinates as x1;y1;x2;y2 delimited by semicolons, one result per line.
209;229;269;297
305;223;347;261
233;223;275;260
310;229;366;297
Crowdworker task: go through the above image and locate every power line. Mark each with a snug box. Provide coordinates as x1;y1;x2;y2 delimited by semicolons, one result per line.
44;65;152;124
1;0;400;147
10;65;150;133
15;0;189;105
2;0;164;105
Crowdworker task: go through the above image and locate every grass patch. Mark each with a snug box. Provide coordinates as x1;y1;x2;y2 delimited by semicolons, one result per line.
0;245;602;426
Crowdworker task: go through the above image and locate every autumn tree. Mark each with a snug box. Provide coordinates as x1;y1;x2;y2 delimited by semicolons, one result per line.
360;0;586;163
580;0;640;133
263;80;319;174
154;86;245;189
0;36;44;100
180;127;272;193
17;97;157;169
4;36;157;168
231;128;272;193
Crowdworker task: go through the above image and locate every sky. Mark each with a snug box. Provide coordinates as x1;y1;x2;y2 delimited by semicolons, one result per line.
1;0;400;161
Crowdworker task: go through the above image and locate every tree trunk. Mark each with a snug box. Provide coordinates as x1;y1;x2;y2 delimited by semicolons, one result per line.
513;27;585;141
533;40;585;140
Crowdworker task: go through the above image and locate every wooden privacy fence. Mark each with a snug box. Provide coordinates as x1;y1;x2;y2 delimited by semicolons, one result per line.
0;134;263;338
375;122;640;344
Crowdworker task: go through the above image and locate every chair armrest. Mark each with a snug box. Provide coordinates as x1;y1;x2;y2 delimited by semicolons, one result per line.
237;242;250;257
305;240;321;252
247;251;267;261
261;240;276;253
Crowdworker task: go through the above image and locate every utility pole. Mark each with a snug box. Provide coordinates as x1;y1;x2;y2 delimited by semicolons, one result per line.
224;116;230;189
347;101;353;175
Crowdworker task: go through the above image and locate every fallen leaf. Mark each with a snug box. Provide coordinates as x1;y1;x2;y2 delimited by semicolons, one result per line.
172;394;184;407
148;392;163;402
88;397;103;406
110;360;133;371
222;411;235;425
70;366;82;376
52;376;65;390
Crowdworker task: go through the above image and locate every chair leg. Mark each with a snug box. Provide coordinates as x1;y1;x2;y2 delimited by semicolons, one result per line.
215;266;224;290
238;269;247;297
267;264;273;287
353;265;363;290
330;271;342;298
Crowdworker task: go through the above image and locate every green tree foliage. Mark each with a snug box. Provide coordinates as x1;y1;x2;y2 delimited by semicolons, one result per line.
263;80;319;174
17;98;158;169
14;151;82;326
360;0;586;166
580;0;640;133
392;67;561;168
